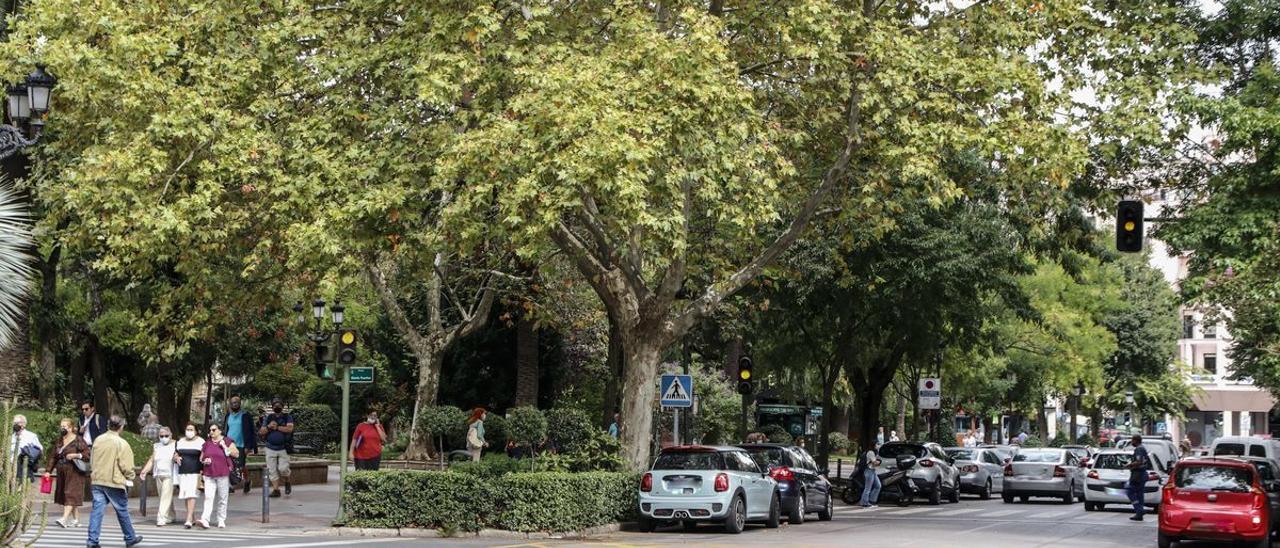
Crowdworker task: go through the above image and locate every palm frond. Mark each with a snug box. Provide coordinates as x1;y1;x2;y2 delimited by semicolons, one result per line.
0;183;32;350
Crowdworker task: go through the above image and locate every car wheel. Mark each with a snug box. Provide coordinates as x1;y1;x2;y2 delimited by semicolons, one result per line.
723;495;746;534
1255;536;1271;548
682;520;698;532
638;515;656;533
788;491;805;525
1002;492;1014;504
1084;502;1095;512
1020;495;1029;503
929;479;942;505
980;479;992;500
818;492;834;521
1157;531;1174;548
765;493;782;529
1061;483;1073;504
948;481;960;503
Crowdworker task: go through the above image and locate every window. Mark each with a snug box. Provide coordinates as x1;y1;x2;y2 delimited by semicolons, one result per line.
946;449;977;461
733;451;761;474
1093;453;1135;470
745;448;789;471
985;452;1004;466
723;452;741;471
1215;443;1245;456
1013;450;1065;463
1176;465;1253;492
1204;323;1217;339
1250;445;1268;458
1183;315;1196;339
880;444;928;459
654;451;725;471
1204;353;1218;373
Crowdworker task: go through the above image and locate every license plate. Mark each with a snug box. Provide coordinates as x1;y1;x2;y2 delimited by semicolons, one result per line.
1190;521;1232;532
1104;487;1128;496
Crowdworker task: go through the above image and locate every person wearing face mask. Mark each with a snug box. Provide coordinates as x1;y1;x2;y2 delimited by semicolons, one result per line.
350;411;387;471
44;418;89;528
139;427;178;527
174;423;205;528
197;423;239;529
11;414;42;483
257;398;294;498
222;395;256;495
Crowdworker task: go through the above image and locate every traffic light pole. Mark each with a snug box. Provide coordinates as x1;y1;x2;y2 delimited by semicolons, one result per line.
337;365;350;521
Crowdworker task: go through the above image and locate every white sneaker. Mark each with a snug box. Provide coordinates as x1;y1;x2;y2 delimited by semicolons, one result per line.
197;519;209;529
70;520;79;528
216;522;226;528
53;518;66;528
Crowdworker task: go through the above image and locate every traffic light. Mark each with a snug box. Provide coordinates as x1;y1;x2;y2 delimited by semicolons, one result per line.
337;329;357;366
736;355;754;395
1116;200;1144;252
315;361;334;380
314;332;336;379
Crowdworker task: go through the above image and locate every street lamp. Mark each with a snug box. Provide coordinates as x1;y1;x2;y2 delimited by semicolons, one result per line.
1125;390;1137;435
331;301;345;327
293;297;355;521
2;65;56;158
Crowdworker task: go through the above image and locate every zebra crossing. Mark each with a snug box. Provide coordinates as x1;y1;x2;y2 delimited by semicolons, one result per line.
20;522;299;547
835;498;1160;527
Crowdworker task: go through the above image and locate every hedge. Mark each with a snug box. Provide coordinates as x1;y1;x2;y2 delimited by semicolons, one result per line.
343;470;637;533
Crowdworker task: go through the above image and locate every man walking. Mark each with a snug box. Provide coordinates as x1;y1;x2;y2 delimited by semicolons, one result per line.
224;395;256;494
1126;434;1151;522
87;416;143;548
79;400;108;446
258;398;294;497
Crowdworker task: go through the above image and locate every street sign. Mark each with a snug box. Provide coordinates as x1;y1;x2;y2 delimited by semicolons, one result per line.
660;374;694;408
348;366;374;383
918;378;941;410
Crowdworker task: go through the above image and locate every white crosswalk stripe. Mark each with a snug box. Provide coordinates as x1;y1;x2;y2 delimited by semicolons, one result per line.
21;523;297;546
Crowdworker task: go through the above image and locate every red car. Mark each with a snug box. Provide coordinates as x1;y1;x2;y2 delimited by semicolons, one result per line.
1159;458;1274;548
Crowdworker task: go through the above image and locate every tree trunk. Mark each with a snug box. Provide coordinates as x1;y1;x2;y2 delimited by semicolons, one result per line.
1035;401;1050;440
513;312;538;407
404;349;444;461
856;381;888;454
33;242;62;408
69;346;86;406
982;415;994;444
89;337;108;414
895;391;906;439
618;335;664;470
817;364;838;468
600;319;624;428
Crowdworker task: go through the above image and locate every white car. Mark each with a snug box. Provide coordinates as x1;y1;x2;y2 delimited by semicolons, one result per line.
639;446;781;534
1082;449;1165;511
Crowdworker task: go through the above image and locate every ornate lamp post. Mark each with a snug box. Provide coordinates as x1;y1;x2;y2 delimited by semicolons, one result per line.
292;298;354;520
2;66;56;159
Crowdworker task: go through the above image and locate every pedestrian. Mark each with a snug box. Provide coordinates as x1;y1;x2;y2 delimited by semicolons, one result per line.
44;418;89;528
139;426;178;527
257;398;294;498
1017;431;1028;445
141;415;161;443
608;413;620;439
889;430;900;442
175;423;205;529
858;448;882;508
223;395;256;494
136;404;154;430
86;415;143;548
78;400;108;446
1126;434;1152;522
10;414;42;482
351;410;387;471
876;427;885;449
197;422;238;529
466;408;487;462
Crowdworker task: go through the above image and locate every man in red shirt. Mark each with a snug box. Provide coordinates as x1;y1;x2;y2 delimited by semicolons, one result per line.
350;411;387;471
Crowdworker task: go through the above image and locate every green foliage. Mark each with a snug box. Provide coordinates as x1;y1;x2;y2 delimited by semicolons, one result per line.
483;414;507;448
540;430;626;473
762;424;793;446
546;407;594;452
1020;436;1044;448
1076;434;1097;447
290;404;340;454
416;406;468;454
343;470;637;533
247;367;315;407
827;432;851;455
120;430;154;464
1049;431;1070;448
688;364;741;445
506;407;548;448
449;454;526;479
2;403;47;545
0;184;33;350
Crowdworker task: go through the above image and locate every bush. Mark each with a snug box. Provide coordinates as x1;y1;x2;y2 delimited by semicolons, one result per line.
1020;435;1044;448
1075;433;1096;446
535;429;625;473
827;432;851;455
417;406;468;456
761;424;792;446
344;469;637;533
290;403;340;454
1049;431;1070;447
450;454;527;478
506;406;547;449
546;407;594;452
483;414;507;447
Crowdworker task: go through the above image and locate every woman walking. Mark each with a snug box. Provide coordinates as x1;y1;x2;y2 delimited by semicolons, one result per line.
43;418;90;528
466;408;488;462
198;423;238;529
175;423;204;529
139;427;178;526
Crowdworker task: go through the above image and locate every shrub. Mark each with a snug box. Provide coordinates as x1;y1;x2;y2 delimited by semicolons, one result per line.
534;430;625;473
290;403;340;454
506;406;547;450
761;424;792;446
483;413;507;447
1049;431;1070;448
450;454;526;478
546;407;594;452
827;432;851;455
416;406;468;458
1075;433;1096;446
343;470;637;533
1021;435;1044;448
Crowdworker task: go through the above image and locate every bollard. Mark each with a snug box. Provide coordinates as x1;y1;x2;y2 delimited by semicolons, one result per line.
139;477;147;517
837;459;842;480
261;464;270;523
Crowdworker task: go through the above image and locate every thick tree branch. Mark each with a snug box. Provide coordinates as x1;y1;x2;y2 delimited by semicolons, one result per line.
366;258;431;353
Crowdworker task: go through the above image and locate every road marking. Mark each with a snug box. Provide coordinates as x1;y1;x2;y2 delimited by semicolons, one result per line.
1030;510;1075;519
249;539;408;548
881;507;934;515
936;508;983;516
982;509;1023;517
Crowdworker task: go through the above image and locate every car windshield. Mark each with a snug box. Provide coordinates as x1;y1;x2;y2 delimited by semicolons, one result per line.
744;448;788;470
1176;465;1253;492
1215;443;1246;456
879;444;928;459
653;451;725;470
945;449;975;460
1013;450;1063;463
1092;454;1134;470
1066;448;1089;459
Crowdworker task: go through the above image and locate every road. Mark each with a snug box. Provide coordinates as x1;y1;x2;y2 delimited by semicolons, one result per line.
25;493;1239;547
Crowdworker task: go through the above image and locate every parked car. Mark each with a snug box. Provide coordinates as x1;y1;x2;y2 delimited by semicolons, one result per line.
1002;448;1085;504
1062;445;1096;466
1082;448;1166;511
878;442;961;505
638;445;781;534
1116;438;1181;466
738;443;834;524
945;447;1005;500
1226;456;1280;538
1211;436;1280;462
978;444;1019;464
1159;457;1275;548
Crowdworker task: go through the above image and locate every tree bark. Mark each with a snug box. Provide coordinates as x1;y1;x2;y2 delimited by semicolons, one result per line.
617;335;664;470
69;347;86;406
513;310;538;407
817;361;839;468
600;319;624;428
403;350;444;461
895;391;907;439
89;336;108;414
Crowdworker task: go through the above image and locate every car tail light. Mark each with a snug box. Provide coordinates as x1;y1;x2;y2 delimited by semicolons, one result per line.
641;473;653;492
1053;466;1066;478
770;466;795;482
1004;464;1013;477
1087;470;1099;480
962;464;979;474
715;473;730;492
1147;471;1160;482
1161;483;1174;505
1253;487;1267;510
920;459;934;468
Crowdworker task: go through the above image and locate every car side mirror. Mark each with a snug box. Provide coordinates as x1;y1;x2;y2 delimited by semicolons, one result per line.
819;468;829;477
1269;481;1280;493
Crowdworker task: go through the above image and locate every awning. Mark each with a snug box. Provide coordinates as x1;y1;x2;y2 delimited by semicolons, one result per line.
1192;389;1277;413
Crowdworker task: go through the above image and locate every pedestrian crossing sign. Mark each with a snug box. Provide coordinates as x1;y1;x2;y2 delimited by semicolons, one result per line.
660;374;694;408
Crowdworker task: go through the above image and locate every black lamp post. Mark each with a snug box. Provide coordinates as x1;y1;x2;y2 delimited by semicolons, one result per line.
292;297;354;520
2;65;56;159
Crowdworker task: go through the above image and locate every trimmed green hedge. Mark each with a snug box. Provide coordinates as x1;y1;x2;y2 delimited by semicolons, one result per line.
343;470;637;533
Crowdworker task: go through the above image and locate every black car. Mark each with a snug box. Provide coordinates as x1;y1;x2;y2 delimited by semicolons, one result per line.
737;443;834;524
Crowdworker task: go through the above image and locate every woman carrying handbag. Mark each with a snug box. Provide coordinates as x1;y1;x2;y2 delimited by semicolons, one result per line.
43;418;90;528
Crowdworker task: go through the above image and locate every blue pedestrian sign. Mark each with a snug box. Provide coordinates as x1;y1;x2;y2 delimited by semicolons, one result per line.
660;374;694;408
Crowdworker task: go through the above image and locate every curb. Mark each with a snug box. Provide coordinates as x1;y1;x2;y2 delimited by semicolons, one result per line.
317;522;622;539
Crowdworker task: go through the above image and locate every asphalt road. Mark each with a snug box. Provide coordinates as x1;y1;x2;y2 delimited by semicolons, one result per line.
24;494;1242;547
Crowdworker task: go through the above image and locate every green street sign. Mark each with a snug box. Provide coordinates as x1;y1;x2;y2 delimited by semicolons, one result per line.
348;366;374;383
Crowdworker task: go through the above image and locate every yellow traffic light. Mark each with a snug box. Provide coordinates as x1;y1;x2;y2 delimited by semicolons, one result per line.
341;330;356;345
1124;221;1135;232
739;369;751;380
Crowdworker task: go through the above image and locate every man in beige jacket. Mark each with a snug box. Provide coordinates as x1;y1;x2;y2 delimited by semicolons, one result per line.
86;416;143;548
